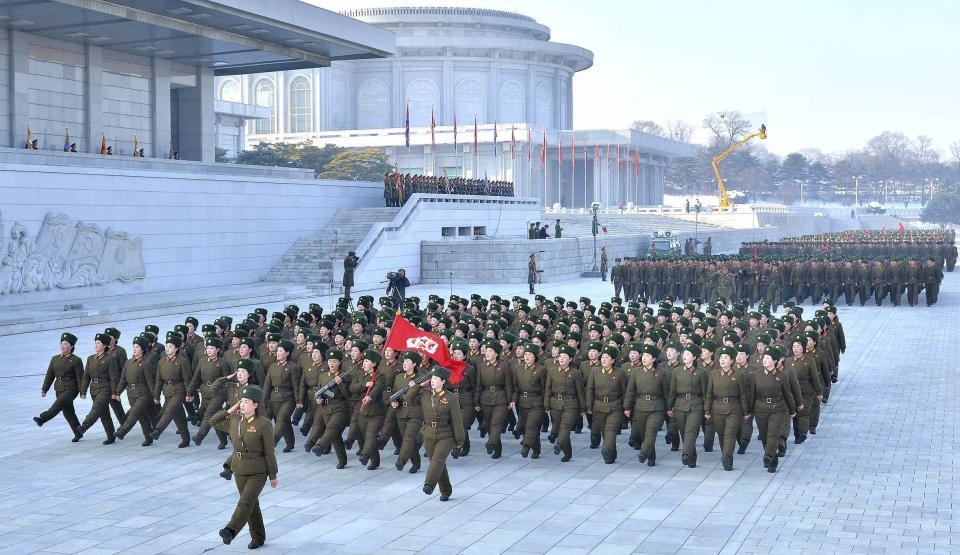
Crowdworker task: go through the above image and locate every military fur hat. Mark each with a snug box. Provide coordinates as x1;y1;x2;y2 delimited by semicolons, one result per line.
278;339;295;353
61;332;78;346
204;337;223;349
240;385;263;402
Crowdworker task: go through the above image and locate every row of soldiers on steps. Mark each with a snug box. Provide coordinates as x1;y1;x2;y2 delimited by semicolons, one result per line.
37;289;846;490
740;229;957;268
610;252;945;308
383;172;514;206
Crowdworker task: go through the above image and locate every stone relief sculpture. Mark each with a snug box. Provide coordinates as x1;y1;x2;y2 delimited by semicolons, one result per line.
0;211;144;294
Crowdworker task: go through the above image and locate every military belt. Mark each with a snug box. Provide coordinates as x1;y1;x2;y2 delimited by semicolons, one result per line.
234;452;263;460
715;396;737;403
402;401;409;407
641;394;661;401
272;387;291;393
762;396;783;404
682;393;701;399
91;378;101;384
600;396;620;403
554;394;565;400
165;380;180;385
520;391;541;398
127;384;138;389
488;386;504;392
451;388;471;394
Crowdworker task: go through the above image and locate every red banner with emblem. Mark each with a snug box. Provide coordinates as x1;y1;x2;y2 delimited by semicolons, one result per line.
386;314;465;384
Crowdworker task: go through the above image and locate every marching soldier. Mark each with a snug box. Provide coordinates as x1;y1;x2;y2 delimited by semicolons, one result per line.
389;352;424;472
113;335;157;445
751;346;797;473
476;340;513;459
420;366;465;501
262;340;301;453
190;337;231;448
514;343;546;458
667;344;707;468
35;332;84;441
623;344;668;466
586;346;626;464
352;349;386;469
77;333;121;444
545;344;585;462
704;346;750;471
151;333;192;448
306;348;350;469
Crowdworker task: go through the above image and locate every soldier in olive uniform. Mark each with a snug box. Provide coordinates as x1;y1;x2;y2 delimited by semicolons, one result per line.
750;346;797;473
447;341;477;456
211;385;278;550
475;341;513;459
307;349;350;469
667;344;707;468
389;352;424;472
35;332;84;441
786;334;823;444
262;340;301;452
514;343;546;458
420;366;465;501
545;344;586;462
151;334;192;448
77;333;121;444
586;346;626;464
104;327;128;426
705;346;750;470
113;335;156;445
190;337;232;448
351;349;387;469
623;344;668;466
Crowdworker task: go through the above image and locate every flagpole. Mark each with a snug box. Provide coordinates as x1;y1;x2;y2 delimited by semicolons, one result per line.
557;130;562;209
527;129;532;200
583;146;587;210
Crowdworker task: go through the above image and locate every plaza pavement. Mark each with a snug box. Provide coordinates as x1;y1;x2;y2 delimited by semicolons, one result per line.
0;273;957;554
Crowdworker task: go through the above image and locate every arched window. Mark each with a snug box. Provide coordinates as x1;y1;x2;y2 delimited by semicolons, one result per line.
218;79;240;102
253;79;275;134
288;76;312;133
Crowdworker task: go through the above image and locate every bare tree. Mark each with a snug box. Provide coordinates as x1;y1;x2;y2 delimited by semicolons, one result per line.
702;110;752;150
914;135;939;164
666;119;694;143
951;140;960;167
629;120;665;137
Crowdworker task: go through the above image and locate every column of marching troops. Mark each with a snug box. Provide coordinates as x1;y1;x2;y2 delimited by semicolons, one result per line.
609;229;953;309
383;172;515;206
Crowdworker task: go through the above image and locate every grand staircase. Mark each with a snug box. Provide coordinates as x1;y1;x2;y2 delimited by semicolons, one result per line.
264;207;400;285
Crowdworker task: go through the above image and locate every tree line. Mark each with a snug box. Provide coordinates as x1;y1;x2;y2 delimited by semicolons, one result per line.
219;141;393;182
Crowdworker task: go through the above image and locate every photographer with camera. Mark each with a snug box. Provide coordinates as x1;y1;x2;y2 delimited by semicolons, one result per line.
386;268;410;308
342;251;359;301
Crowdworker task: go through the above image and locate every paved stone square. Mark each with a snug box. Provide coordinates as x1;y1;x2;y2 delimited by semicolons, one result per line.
1;274;957;554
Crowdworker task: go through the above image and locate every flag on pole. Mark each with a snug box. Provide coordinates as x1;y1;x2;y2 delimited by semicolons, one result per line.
63;128;70;152
493;120;498;158
385;314;465;383
24;125;32;149
898;221;905;233
510;126;516;160
404;102;410;147
634;148;639;177
527;128;532;161
473;115;478;155
616;145;621;181
453;112;458;150
594;144;600;161
540;129;546;165
100;132;107;155
430;106;435;149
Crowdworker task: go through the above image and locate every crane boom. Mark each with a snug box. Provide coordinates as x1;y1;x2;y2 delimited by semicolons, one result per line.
712;124;767;209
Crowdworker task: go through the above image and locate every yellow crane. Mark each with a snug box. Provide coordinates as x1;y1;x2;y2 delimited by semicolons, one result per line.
712;123;766;209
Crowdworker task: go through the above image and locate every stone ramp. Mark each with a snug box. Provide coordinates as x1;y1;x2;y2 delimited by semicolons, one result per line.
264;207;400;284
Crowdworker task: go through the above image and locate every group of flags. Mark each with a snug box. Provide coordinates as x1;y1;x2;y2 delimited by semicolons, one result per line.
402;102;644;176
24;125;149;157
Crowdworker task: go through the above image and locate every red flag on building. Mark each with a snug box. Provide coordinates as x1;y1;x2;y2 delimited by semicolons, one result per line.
100;132;107;155
385;314;465;383
752;247;760;272
594;144;599;161
404;103;410;147
453;112;458;150
430;106;436;149
473;115;478;154
634;149;639;176
510;126;516;160
898;221;905;233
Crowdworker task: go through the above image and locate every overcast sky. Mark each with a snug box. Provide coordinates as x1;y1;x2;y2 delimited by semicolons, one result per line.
311;1;959;157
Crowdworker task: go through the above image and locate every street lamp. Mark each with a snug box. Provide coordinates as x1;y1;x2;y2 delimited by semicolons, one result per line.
580;201;602;277
852;175;862;206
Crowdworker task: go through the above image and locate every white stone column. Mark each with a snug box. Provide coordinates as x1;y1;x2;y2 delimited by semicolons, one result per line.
150;57;171;158
442;53;453;125
392;60;402;127
275;71;285;135
553;68;562;129
313;67;322;131
177;66;215;162
525;63;535;124
488;54;500;124
8;30;30;149
83;44;104;154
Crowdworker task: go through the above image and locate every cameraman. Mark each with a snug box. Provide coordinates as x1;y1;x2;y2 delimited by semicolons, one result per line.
386;268;410;308
343;251;359;301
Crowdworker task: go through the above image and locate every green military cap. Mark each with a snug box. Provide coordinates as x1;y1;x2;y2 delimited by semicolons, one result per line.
756;333;772;345
601;345;620;359
688;334;703;346
60;332;78;346
267;322;283;334
665;340;683;352
449;340;469;354
104;327;121;340
718;346;737;359
236;337;254;351
132;335;150;350
171;325;188;336
201;324;215;333
501;332;517;345
283;305;298;319
403;351;423;365
611;296;624;304
278;339;295;353
641;344;660;358
431;365;451;380
523;343;541;356
240;385;263;402
733;320;748;331
418;322;434;333
352;339;369;351
701;339;718;352
586;341;603;352
372;327;387;338
145;324;160;335
165;333;183;348
468;331;483;341
683;344;702;358
254;308;268;317
204;337;223;349
266;333;282;343
234;329;249;340
363;349;382;364
483;341;502;354
735;343;750;354
626;341;643;354
804;330;819;344
608;334;625;346
748;311;761;320
325;348;344;361
558;344;577;358
237;358;256;372
185;316;199;327
568;331;583;343
770;320;786;332
766;346;785;361
219;316;234;326
140;332;157;344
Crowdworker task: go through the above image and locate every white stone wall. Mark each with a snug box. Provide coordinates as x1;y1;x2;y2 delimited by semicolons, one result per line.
0;153;382;306
343;195;541;292
27;36;86;150
0;29;9;147
102;50;153;156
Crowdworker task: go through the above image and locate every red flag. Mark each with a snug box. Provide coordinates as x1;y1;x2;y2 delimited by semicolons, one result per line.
541;129;546;165
510;126;516;160
100;132;107;155
386;314;465;383
594;144;599;161
634;149;639;176
898;221;905;233
473;115;478;155
430;106;436;149
882;226;886;237
453;112;458;150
